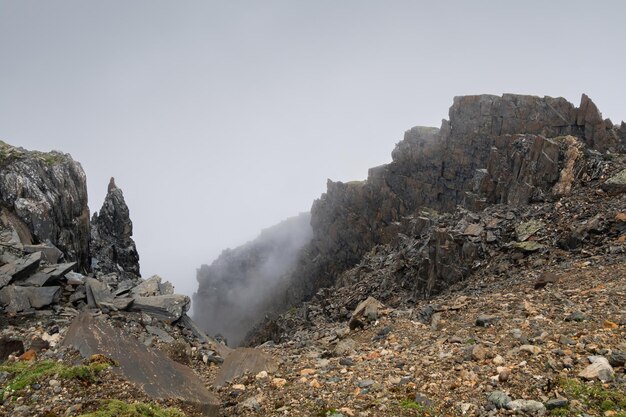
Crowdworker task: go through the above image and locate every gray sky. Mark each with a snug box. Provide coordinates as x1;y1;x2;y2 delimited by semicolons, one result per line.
1;1;625;298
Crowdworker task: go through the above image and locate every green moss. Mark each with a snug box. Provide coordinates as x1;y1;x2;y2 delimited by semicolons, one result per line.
548;407;572;416
0;360;112;396
399;400;435;415
0;360;61;394
558;377;626;414
78;400;185;417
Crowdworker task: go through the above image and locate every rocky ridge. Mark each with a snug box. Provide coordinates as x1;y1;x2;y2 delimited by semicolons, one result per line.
193;94;626;346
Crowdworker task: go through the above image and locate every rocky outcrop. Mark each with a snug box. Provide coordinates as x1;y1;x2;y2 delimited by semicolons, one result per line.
0;141;90;270
194;93;624;346
193;213;312;346
90;177;140;277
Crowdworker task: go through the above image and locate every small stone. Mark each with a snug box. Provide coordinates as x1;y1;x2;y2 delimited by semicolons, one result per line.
232;384;246;391
603;320;619;329
565;311;586;322
357;379;375;388
545;398;568;410
506;399;546;414
300;368;316;376
310;378;321;388
493;355;505;365
608;350;626;367
272;378;287;388
18;349;37;361
255;370;268;379
519;345;542;355
498;367;510;382
339;357;354;367
487;391;511;409
579;356;614;382
476;314;498;327
471;344;488;361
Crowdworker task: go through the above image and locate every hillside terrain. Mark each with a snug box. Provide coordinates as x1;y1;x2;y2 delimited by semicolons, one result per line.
0;93;625;417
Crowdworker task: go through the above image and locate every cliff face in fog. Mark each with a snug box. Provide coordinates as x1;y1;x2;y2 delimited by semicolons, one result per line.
193;213;312;346
193;93;626;345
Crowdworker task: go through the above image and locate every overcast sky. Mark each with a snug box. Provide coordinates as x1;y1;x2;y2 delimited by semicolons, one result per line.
1;1;625;298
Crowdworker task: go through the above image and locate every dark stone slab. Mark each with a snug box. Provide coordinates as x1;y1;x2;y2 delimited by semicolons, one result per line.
0;252;41;288
19;262;76;287
63;312;219;415
131;294;190;323
85;277;113;308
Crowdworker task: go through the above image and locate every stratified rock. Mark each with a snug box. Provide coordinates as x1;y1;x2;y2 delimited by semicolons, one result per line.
0;285;60;312
0;141;90;270
215;348;278;387
131;275;173;297
0;252;41;288
22;243;63;264
19;262;75;287
90;178;140;277
84;277;114;309
63;312;219;415
131;294;190;322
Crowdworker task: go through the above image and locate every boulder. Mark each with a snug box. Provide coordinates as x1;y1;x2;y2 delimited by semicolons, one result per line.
22;243;63;264
131;275;173;297
63;312;219;415
602;169;626;195
84;277;114;309
131;294;190;322
0;285;60;312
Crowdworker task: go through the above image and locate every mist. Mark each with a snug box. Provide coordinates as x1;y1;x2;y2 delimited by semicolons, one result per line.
193;213;312;346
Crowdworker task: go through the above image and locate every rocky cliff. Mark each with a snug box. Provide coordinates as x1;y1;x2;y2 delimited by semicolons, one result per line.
193;93;625;345
0;141;90;270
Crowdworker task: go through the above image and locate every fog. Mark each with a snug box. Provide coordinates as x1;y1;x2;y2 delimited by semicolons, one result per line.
194;213;312;346
1;1;625;302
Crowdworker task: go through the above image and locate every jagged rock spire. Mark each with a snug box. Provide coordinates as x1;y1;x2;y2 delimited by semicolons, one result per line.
90;178;140;277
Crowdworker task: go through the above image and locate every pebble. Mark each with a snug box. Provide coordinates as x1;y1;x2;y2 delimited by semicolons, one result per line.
545;398;568;410
506;399;546;415
255;371;268;379
487;391;511;408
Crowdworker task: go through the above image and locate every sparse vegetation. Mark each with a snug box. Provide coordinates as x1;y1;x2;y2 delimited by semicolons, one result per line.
399;400;435;415
78;400;185;417
0;360;112;396
558;377;626;415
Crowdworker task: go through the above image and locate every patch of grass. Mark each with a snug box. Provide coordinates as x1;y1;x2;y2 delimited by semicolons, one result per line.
78;400;185;417
0;360;112;396
548;407;571;416
558;377;626;415
399;400;435;415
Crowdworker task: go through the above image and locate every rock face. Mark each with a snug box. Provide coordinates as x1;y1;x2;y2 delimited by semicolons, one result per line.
90;177;140;277
193;93;625;345
0;141;90;270
193;213;312;346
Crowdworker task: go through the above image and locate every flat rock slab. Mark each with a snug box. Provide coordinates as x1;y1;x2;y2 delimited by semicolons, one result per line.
0;251;41;288
19;262;76;287
131;294;190;322
0;285;60;312
215;348;278;387
85;277;114;308
63;312;219;416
